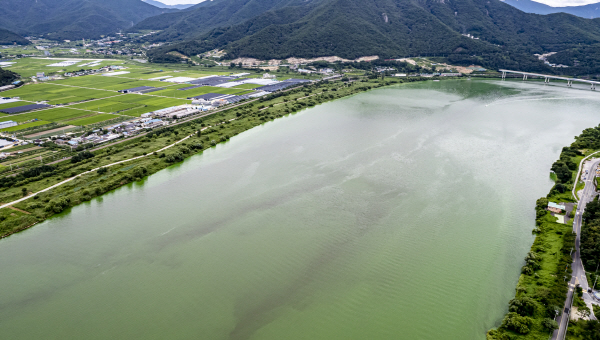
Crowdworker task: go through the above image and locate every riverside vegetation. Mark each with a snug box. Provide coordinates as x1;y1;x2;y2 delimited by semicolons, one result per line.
488;127;600;339
0;76;431;238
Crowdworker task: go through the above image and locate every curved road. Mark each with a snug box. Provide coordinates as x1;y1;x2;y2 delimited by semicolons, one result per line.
553;157;600;340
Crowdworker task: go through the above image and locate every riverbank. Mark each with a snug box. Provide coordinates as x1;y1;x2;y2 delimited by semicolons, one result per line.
487;134;600;339
0;76;434;239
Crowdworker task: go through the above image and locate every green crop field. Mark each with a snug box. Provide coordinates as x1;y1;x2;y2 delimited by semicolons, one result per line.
0;101;27;110
1;120;51;132
52;76;173;92
1;83;113;104
151;86;248;98
1;107;91;123
3;58;125;78
67;114;118;126
68;94;189;116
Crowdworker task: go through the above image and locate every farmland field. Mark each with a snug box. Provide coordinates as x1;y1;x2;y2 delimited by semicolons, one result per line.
2;58;124;78
1;120;51;132
150;86;248;98
0;101;26;110
1;83;113;104
67;114;117;126
70;94;189;116
0;107;92;123
52;76;172;92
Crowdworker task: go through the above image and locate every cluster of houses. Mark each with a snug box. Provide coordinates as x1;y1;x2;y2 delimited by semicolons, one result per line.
63;65;126;78
36;117;171;149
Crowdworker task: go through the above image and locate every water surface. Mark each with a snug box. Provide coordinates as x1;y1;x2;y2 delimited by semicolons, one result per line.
1;80;599;339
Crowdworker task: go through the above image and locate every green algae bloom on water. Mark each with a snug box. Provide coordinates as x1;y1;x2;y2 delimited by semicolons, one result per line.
1;80;599;340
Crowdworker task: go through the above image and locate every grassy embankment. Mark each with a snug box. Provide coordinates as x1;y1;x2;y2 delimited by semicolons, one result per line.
487;147;590;340
0;76;431;238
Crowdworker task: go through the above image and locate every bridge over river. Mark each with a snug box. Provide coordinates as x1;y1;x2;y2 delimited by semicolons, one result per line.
499;69;600;90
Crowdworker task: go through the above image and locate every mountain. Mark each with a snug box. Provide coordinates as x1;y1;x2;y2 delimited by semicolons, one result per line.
502;0;600;19
139;0;600;73
142;0;196;10
0;29;29;45
0;0;177;41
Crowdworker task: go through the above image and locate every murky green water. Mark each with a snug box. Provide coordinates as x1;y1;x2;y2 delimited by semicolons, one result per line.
1;80;599;340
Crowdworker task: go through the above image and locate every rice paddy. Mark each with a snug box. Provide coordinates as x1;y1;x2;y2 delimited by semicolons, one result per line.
0;59;277;131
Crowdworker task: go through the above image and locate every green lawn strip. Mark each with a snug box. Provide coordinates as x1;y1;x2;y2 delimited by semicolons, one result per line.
575;181;585;200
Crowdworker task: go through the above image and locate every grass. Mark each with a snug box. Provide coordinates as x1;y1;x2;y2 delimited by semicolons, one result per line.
575;181;585;200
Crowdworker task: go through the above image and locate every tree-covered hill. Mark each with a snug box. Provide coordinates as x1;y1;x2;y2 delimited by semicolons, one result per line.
0;67;19;86
140;0;600;72
0;28;29;45
0;0;177;41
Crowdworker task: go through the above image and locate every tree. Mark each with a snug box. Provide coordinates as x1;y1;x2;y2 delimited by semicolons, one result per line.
501;312;533;334
542;318;558;331
21;187;27;197
509;296;536;316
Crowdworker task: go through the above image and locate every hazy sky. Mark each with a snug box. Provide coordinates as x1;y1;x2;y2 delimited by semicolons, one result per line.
156;0;205;4
155;0;600;6
527;0;600;6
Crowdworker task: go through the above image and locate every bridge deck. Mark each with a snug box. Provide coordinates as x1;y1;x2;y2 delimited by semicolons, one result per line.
499;69;600;85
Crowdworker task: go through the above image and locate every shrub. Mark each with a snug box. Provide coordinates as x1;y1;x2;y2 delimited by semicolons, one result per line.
71;151;94;163
508;297;536;316
165;153;184;163
45;197;71;213
97;167;108;175
26;202;44;210
501;312;533;334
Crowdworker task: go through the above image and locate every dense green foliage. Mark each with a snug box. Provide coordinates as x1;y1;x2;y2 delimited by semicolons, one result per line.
547;44;600;76
0;67;19;86
143;0;600;74
0;0;175;40
581;197;600;272
0;28;29;45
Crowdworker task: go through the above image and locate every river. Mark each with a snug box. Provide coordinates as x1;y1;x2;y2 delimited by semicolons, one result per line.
1;80;599;339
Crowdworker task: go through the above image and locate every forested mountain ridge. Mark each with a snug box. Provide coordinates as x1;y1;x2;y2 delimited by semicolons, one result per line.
0;0;176;41
142;0;600;73
503;0;600;19
0;29;29;46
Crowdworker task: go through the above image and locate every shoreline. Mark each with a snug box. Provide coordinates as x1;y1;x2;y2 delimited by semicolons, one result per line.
0;76;435;239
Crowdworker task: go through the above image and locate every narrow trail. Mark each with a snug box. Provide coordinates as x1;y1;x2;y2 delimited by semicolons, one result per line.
0;124;219;211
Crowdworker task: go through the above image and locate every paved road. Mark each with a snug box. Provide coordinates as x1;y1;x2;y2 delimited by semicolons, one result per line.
553;157;600;340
